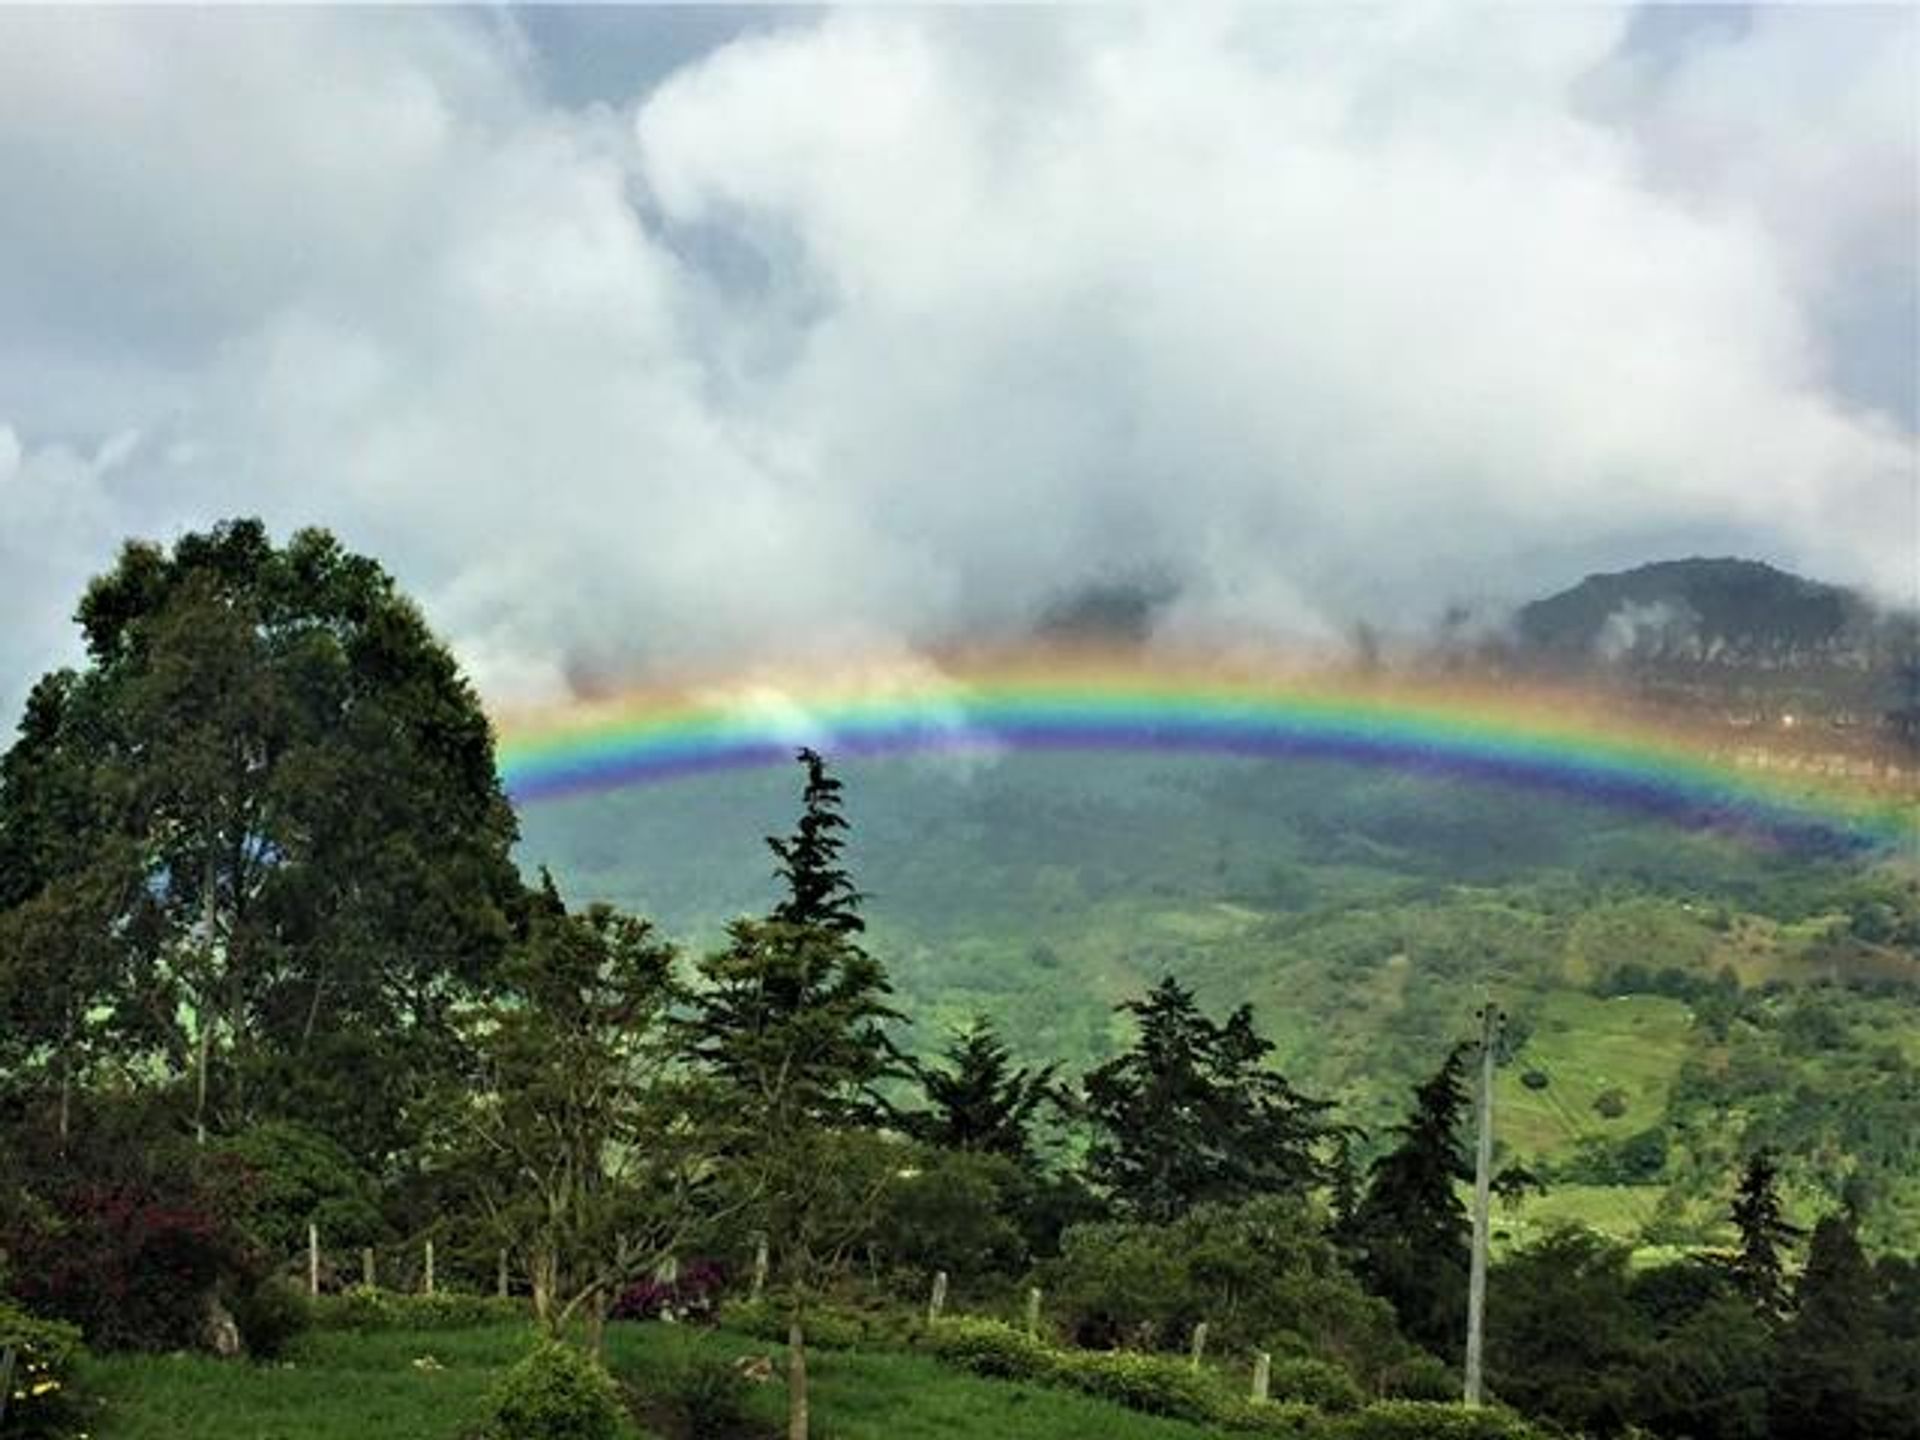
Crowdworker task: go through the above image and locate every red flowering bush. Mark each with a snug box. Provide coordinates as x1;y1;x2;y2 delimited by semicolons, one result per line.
608;1258;727;1322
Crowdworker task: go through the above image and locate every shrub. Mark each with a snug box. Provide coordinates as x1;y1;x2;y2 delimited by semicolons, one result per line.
310;1286;522;1332
924;1317;1057;1380
486;1338;624;1440
1056;1349;1223;1422
1266;1356;1364;1412
205;1122;383;1262
0;1299;86;1440
609;1259;727;1323
1591;1088;1629;1120
6;1180;247;1351
227;1275;311;1359
1228;1400;1330;1437
1330;1400;1548;1440
661;1352;749;1440
1378;1352;1458;1401
717;1299;862;1349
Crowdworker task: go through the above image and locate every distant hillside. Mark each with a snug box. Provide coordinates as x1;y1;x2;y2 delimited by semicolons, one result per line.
1509;557;1917;734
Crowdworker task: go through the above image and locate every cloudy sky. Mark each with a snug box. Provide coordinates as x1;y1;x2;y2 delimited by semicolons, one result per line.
0;4;1914;726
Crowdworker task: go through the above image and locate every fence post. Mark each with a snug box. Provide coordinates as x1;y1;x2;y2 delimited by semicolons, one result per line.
750;1234;768;1302
1251;1351;1271;1404
424;1239;435;1297
361;1247;376;1289
1189;1321;1208;1370
498;1248;510;1300
308;1222;320;1297
927;1270;948;1326
1025;1286;1042;1336
0;1343;17;1428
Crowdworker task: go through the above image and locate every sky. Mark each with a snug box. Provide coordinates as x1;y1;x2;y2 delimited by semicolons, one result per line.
0;4;1914;729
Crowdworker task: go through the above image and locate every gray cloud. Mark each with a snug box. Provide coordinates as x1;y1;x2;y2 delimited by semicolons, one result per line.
0;5;1912;729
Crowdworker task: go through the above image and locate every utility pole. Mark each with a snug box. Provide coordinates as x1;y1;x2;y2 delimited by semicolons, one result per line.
1464;1000;1502;1407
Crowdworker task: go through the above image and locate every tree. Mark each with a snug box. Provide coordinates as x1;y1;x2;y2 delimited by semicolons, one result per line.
1081;975;1333;1222
434;878;712;1358
1770;1212;1907;1440
0;521;520;1160
1727;1149;1802;1319
908;1016;1059;1163
680;748;904;1440
1342;1042;1473;1356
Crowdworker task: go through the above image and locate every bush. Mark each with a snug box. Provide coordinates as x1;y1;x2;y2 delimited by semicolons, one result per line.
717;1299;863;1350
924;1317;1057;1380
6;1180;247;1351
486;1338;624;1440
661;1352;749;1440
0;1299;86;1440
205;1122;383;1262
1228;1401;1329;1437
1378;1352;1458;1401
1056;1349;1222;1422
609;1259;726;1323
1266;1356;1364;1412
311;1286;523;1333
1330;1400;1548;1440
227;1275;310;1359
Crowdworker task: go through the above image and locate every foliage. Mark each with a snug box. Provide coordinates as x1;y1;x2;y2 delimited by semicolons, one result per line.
907;1017;1060;1163
1727;1150;1802;1318
1483;1227;1646;1435
1341;1043;1472;1356
1769;1212;1914;1440
206;1121;384;1261
0;520;520;1162
717;1299;866;1351
225;1275;311;1360
659;1350;751;1439
608;1259;728;1323
874;1146;1028;1280
0;1298;86;1440
429;879;705;1342
1264;1357;1363;1412
924;1317;1059;1380
1043;1197;1406;1388
1058;1349;1223;1422
1083;976;1334;1221
1326;1400;1548;1440
485;1338;625;1440
308;1287;524;1333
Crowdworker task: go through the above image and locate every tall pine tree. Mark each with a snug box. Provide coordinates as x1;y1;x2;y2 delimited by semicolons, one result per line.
1342;1042;1473;1356
1728;1149;1802;1319
909;1017;1059;1163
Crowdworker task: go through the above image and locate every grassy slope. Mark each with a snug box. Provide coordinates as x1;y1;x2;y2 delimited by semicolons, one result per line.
81;1323;1225;1440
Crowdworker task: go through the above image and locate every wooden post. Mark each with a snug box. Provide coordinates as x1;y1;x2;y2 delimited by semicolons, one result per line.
0;1343;18;1429
1025;1286;1042;1336
307;1222;320;1297
1251;1351;1271;1404
498;1248;510;1299
751;1234;769;1302
424;1239;435;1297
1189;1321;1208;1370
927;1270;948;1326
361;1247;376;1289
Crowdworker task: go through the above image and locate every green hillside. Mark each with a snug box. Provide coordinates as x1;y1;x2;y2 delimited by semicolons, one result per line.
518;752;1920;1250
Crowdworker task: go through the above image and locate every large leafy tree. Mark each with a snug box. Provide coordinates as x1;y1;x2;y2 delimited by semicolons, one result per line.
680;748;904;1440
433;876;710;1357
0;520;520;1157
1081;975;1333;1222
1341;1042;1473;1356
1770;1212;1915;1440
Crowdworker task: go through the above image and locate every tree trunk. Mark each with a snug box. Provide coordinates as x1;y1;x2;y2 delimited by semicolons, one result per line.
585;1288;606;1363
786;1315;809;1440
194;1008;212;1146
530;1250;555;1330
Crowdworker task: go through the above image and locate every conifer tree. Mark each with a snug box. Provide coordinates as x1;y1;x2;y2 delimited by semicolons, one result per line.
1728;1149;1802;1319
1342;1042;1474;1355
910;1017;1059;1163
1081;975;1332;1221
681;748;903;1440
1769;1212;1888;1440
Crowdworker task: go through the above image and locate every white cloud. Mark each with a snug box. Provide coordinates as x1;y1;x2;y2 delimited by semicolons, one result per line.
0;5;1912;731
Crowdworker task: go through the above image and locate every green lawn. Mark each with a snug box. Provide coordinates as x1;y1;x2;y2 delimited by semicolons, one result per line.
1497;992;1692;1159
82;1321;1228;1440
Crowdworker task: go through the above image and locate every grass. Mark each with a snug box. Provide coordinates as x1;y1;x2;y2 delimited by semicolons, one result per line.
1497;992;1692;1158
80;1321;1226;1440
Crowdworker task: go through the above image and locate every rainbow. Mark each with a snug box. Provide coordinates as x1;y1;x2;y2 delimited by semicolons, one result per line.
495;655;1915;852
